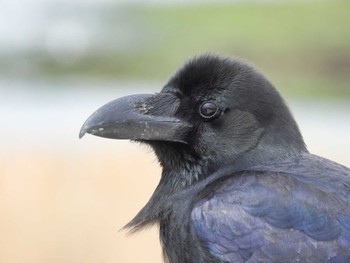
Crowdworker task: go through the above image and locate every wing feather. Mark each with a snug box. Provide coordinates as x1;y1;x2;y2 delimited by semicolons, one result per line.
191;155;350;262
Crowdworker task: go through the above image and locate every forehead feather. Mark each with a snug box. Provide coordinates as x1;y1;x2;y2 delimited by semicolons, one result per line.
163;54;257;98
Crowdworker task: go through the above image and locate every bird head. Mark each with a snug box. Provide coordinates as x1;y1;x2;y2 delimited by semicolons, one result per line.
80;54;307;190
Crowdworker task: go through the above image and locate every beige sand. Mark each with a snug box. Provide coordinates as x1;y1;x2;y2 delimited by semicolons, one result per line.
0;140;349;263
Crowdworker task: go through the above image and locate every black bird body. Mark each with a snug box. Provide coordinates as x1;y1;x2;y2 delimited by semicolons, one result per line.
80;55;350;262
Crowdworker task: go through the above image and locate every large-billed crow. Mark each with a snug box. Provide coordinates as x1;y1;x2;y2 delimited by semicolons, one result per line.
80;54;350;263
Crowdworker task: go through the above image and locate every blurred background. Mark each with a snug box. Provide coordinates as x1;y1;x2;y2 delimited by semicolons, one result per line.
1;0;349;262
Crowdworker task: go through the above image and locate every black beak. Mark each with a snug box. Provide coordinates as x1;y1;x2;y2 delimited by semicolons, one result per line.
79;93;192;144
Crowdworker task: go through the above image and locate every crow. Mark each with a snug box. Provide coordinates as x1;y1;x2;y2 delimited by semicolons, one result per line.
80;54;350;263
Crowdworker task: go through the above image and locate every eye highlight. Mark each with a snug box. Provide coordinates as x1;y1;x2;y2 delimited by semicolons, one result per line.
199;101;221;120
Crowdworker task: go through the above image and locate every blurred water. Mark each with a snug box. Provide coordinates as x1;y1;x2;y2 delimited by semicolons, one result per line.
291;100;350;165
1;78;349;164
0;78;158;151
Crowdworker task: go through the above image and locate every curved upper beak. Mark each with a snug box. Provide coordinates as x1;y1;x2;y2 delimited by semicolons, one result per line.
79;93;192;144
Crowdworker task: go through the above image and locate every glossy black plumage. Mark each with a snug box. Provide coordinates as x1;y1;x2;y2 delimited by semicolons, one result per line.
192;154;350;262
80;54;350;263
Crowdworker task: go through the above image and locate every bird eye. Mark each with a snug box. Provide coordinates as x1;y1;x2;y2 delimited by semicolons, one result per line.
199;101;220;120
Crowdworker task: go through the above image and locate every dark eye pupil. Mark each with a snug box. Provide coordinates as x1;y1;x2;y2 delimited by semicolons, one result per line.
200;102;219;119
